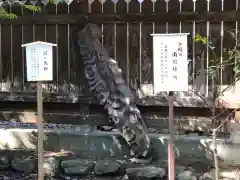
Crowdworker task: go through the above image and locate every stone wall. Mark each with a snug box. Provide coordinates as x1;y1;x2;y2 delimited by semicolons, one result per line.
1;150;236;180
0;127;238;167
1;128;240;179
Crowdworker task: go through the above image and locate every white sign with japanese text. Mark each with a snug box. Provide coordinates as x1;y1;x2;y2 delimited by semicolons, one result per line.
22;41;57;82
151;33;189;93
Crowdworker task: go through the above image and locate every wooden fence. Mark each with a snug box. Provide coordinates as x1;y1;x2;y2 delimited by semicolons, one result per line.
0;0;239;106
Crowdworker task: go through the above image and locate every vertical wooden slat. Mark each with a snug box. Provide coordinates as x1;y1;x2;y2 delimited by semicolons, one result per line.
35;24;45;41
21;7;25;91
1;23;11;89
116;24;126;79
100;0;104;45
56;4;59;92
139;1;142;84
163;0;169;97
179;0;182;97
117;0;127;12
165;0;169;33
69;4;80;92
235;0;239;85
128;0;139;90
114;3;117;60
129;24;139;90
57;4;68;93
73;0;88;94
22;4;33;91
155;0;166;13
206;0;210;96
103;0;114;13
45;22;57;93
88;0;92;13
141;0;152;85
179;0;182;33
11;5;22;92
1;5;11;91
152;0;155;85
10;5;13;84
143;24;153;85
192;0;196;86
115;0;127;79
0;14;2;90
34;3;45;41
32;5;36;90
126;1;130;85
44;5;57;92
33;8;35;41
67;5;71;83
129;0;140;13
44;20;47;42
91;0;101;13
152;0;155;34
210;0;221;11
220;0;224;89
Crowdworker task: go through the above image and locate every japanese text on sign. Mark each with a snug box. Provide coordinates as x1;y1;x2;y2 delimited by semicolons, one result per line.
23;42;55;81
43;50;49;71
31;47;39;78
38;47;53;81
152;33;189;92
171;42;183;81
160;42;168;85
25;46;39;81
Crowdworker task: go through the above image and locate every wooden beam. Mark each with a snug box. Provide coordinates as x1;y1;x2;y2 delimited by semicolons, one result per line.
1;10;240;25
0;91;214;108
0;110;218;134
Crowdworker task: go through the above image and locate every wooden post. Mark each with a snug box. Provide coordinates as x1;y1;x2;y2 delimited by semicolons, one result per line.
21;41;56;180
151;33;188;180
168;91;175;180
37;81;44;180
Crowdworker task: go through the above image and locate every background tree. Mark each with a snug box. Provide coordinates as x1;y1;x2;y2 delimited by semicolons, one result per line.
0;0;57;19
194;32;240;180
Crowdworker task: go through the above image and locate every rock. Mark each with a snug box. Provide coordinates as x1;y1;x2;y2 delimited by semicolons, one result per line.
98;126;114;131
122;174;129;180
175;165;187;174
44;151;74;177
64;166;91;175
94;160;121;175
12;156;37;173
43;156;60;176
199;174;214;180
126;166;166;179
0;155;10;169
199;169;240;180
61;159;94;175
220;170;240;180
199;170;215;180
177;170;197;180
129;157;152;164
91;178;114;180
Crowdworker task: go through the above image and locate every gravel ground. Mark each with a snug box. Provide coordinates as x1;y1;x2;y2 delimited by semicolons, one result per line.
0;171;59;180
0;171;125;180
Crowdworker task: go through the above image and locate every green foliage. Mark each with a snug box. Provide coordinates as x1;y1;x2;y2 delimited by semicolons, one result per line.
194;33;240;84
23;4;42;13
0;7;17;19
48;0;57;4
0;0;64;19
0;4;42;20
194;34;209;45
